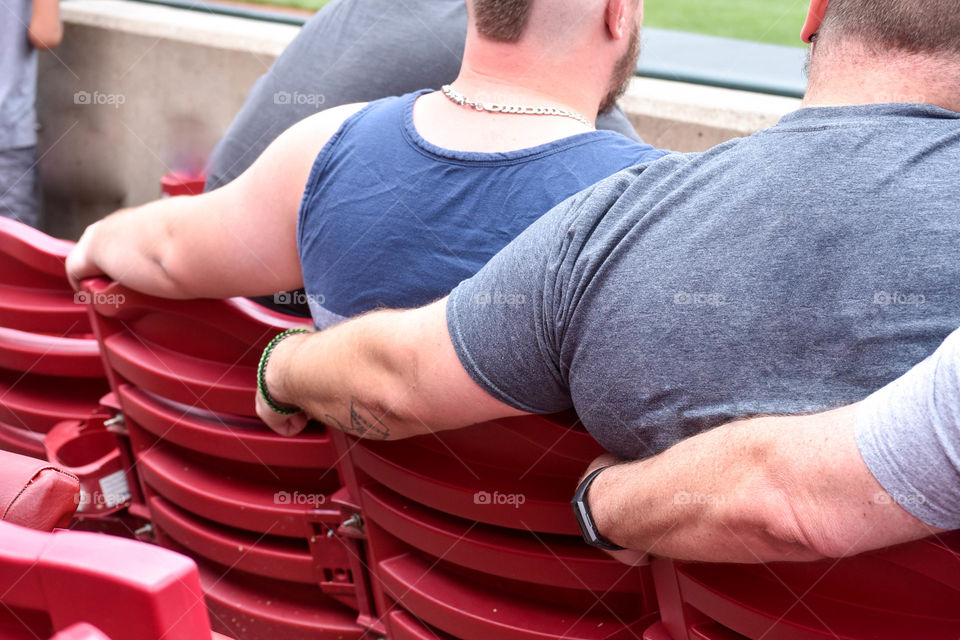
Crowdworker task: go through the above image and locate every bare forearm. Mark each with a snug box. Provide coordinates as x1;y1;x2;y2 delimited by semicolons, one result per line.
267;311;434;440
257;298;526;438
589;405;939;563
71;201;187;297
29;0;62;49
590;419;819;563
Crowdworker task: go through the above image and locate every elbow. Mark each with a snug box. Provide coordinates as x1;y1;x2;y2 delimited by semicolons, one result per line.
348;324;429;440
715;486;827;562
716;439;831;562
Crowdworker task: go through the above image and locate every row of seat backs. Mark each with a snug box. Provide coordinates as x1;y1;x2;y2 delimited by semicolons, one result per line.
5;210;959;640
79;250;960;639
0;218;108;460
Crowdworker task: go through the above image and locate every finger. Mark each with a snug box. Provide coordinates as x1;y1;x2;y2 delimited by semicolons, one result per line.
276;413;309;437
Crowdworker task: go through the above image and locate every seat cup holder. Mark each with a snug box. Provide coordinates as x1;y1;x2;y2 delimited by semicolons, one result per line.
45;417;131;515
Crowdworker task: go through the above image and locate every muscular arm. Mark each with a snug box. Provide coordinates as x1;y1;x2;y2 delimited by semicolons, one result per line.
66;103;365;299
587;405;941;563
29;0;62;49
588;327;960;563
259;298;528;437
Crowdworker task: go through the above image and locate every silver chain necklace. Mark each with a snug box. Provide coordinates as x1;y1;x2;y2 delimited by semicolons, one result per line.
441;85;593;128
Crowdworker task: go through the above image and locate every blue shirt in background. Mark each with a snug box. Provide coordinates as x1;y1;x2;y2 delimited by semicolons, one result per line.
0;0;38;151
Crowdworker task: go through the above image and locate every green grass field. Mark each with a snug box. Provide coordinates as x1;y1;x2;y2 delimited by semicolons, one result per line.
240;0;810;49
645;0;810;48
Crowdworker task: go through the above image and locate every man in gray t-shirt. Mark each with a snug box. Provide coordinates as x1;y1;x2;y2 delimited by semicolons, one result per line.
252;0;960;560
443;100;960;461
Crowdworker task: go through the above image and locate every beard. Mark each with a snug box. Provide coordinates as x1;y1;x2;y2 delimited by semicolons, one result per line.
599;25;641;114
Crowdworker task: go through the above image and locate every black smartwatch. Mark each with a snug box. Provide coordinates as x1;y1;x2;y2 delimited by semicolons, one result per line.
571;466;625;551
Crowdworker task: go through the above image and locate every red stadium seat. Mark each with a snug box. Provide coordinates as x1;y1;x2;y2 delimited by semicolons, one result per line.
80;277;364;639
0;450;79;531
160;171;206;198
334;417;661;639
648;532;960;640
0;520;217;640
0;219;109;460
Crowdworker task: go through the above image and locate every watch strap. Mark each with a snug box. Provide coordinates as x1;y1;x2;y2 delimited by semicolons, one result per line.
571;465;626;551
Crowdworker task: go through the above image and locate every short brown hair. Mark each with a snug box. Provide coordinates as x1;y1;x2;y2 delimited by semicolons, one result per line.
473;0;535;42
822;0;960;56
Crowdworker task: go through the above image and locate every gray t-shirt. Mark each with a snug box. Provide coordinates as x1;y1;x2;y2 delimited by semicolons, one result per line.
0;0;38;151
856;327;960;529
447;103;960;460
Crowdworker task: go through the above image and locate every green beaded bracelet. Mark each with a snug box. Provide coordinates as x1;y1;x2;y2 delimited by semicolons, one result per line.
257;328;311;416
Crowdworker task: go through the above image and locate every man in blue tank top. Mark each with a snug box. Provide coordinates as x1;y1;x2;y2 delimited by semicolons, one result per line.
66;0;664;328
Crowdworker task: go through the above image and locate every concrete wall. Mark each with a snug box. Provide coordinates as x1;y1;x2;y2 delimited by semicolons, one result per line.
37;0;297;239
37;0;802;240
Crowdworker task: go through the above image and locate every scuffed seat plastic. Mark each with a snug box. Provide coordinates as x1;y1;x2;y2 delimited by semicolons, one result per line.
648;532;960;640
0;449;79;531
0;520;217;640
0;219;109;459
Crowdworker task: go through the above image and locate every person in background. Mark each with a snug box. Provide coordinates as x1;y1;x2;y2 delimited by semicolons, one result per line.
0;0;62;229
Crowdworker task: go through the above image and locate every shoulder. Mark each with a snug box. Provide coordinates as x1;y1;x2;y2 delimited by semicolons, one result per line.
288;102;372;144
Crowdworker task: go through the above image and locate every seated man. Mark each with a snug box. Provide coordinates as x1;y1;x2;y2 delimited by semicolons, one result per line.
581;326;960;564
246;0;960;565
206;0;643;192
206;0;645;317
66;0;663;326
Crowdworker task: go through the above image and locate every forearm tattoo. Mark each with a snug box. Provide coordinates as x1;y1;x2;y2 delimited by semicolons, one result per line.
324;397;391;440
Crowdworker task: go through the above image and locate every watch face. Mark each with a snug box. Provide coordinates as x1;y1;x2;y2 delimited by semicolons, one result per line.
572;499;595;542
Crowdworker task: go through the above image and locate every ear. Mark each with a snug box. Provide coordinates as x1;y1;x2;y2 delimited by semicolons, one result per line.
605;0;629;40
801;0;829;44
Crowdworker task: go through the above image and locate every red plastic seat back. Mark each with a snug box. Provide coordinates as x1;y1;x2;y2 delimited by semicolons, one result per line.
650;532;960;640
81;278;300;417
0;218;89;335
0;220;109;461
0;520;214;640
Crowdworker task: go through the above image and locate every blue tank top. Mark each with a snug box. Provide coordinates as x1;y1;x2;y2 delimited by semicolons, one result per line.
297;89;664;327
